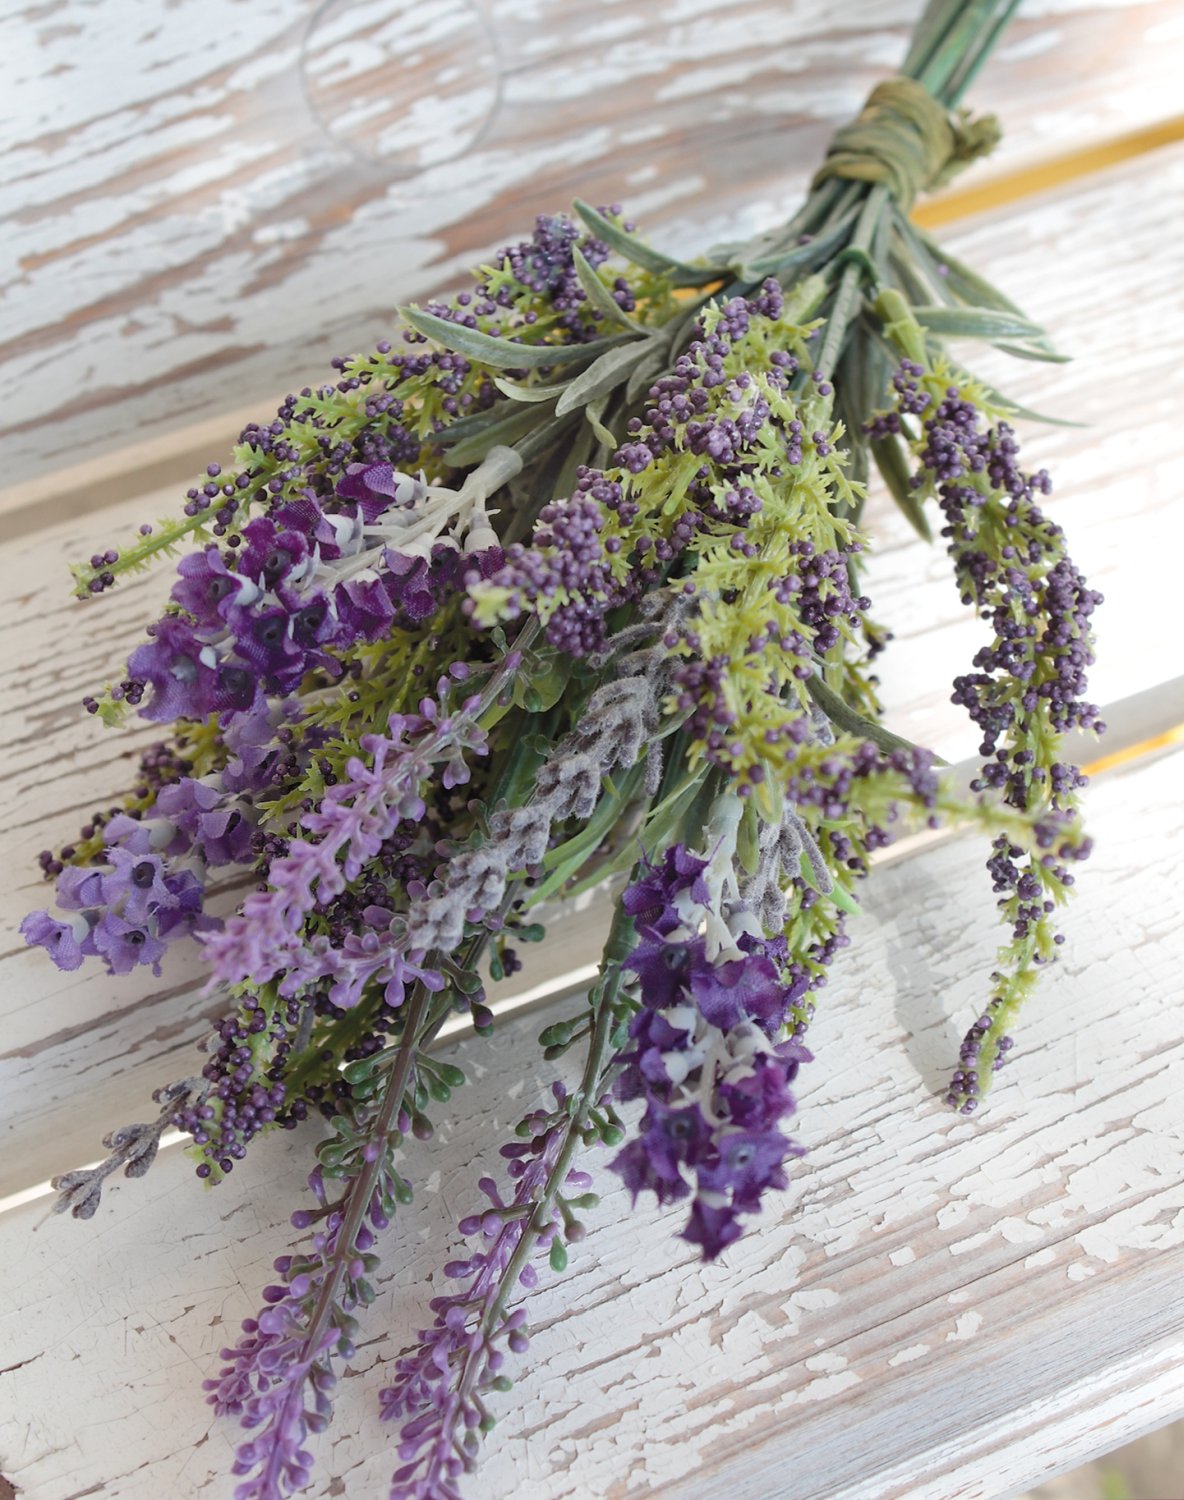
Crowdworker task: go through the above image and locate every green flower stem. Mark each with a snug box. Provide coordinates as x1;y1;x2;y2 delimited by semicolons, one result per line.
910;0;1016;101
445;903;636;1428
284;977;434;1393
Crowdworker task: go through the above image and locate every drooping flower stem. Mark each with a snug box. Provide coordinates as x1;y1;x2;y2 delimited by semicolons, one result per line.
308;985;431;1316
426;912;635;1472
491;932;631;1306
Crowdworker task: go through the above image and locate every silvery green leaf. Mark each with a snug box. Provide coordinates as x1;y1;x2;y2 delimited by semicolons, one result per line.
969;374;1085;427
740;210;856;281
516;413;581;465
572;199;725;286
991;341;1073;365
805;674;947;763
624;341;673;405
437;406;512;443
402;306;625;369
572;247;643;331
584;395;618;450
911;226;1031;319
912;305;1047;341
492;375;568;403
555;340;649;416
887;244;939;311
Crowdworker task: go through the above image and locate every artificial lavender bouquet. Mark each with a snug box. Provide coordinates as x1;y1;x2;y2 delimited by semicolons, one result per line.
24;2;1102;1495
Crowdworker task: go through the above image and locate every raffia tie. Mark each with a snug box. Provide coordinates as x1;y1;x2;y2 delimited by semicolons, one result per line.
813;77;1001;212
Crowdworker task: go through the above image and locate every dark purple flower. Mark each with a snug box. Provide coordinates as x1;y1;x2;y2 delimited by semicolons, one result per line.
126;615;212;722
612;1101;710;1205
234;518;311;593
622;845;711;931
172;545;249;628
696;1129;791;1212
689;949;786;1030
609;846;816;1259
336;462;421;523
682;1200;745;1258
335;572;396;642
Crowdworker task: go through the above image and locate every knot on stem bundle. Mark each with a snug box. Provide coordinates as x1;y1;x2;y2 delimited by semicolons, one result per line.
814;76;1001;211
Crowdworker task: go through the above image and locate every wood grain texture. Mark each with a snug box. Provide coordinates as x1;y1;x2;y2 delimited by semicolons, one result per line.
4;143;1183;1200
1;746;1181;1500
4;0;1184;489
4;10;1184;1495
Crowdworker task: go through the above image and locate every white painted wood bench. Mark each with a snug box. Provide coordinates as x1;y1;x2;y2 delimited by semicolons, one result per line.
3;4;1183;1497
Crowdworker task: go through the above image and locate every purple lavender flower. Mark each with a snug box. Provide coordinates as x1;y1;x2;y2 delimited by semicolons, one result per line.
201;667;491;992
885;370;1101;1108
381;1084;591;1499
19;910;85;971
475;278;818;658
609;846;813;1259
480;211;614;340
208;1162;375;1500
21;809;216;978
119;461;507;725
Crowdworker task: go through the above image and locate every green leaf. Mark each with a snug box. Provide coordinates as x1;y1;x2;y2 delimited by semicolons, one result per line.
912;305;1046;341
871;435;932;542
625;339;675;405
402;305;625;369
991;341;1072;365
737;795;761;876
820;869;861;915
792;858;858;912
972;378;1086;428
443;402;555;467
739;210;856;282
572;246;643;331
806;674;947;764
584;394;618;450
492;375;568;403
910;226;1031;319
555;339;649;417
572;199;724;286
872;287;926;366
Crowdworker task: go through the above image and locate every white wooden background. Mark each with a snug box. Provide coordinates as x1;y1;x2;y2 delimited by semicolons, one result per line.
3;2;1184;1498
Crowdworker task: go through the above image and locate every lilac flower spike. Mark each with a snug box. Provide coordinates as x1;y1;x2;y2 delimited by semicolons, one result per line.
116;449;519;726
201;654;517;993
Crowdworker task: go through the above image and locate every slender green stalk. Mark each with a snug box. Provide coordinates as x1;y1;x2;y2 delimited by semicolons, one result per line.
816;184;891;378
446;905;636;1419
293;981;434;1369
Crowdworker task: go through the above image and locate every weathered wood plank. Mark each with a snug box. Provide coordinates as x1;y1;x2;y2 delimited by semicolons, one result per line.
3;0;1182;488
3;143;1183;1198
1;746;1181;1500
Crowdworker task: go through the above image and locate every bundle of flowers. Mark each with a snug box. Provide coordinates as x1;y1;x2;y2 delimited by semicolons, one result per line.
24;2;1102;1495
